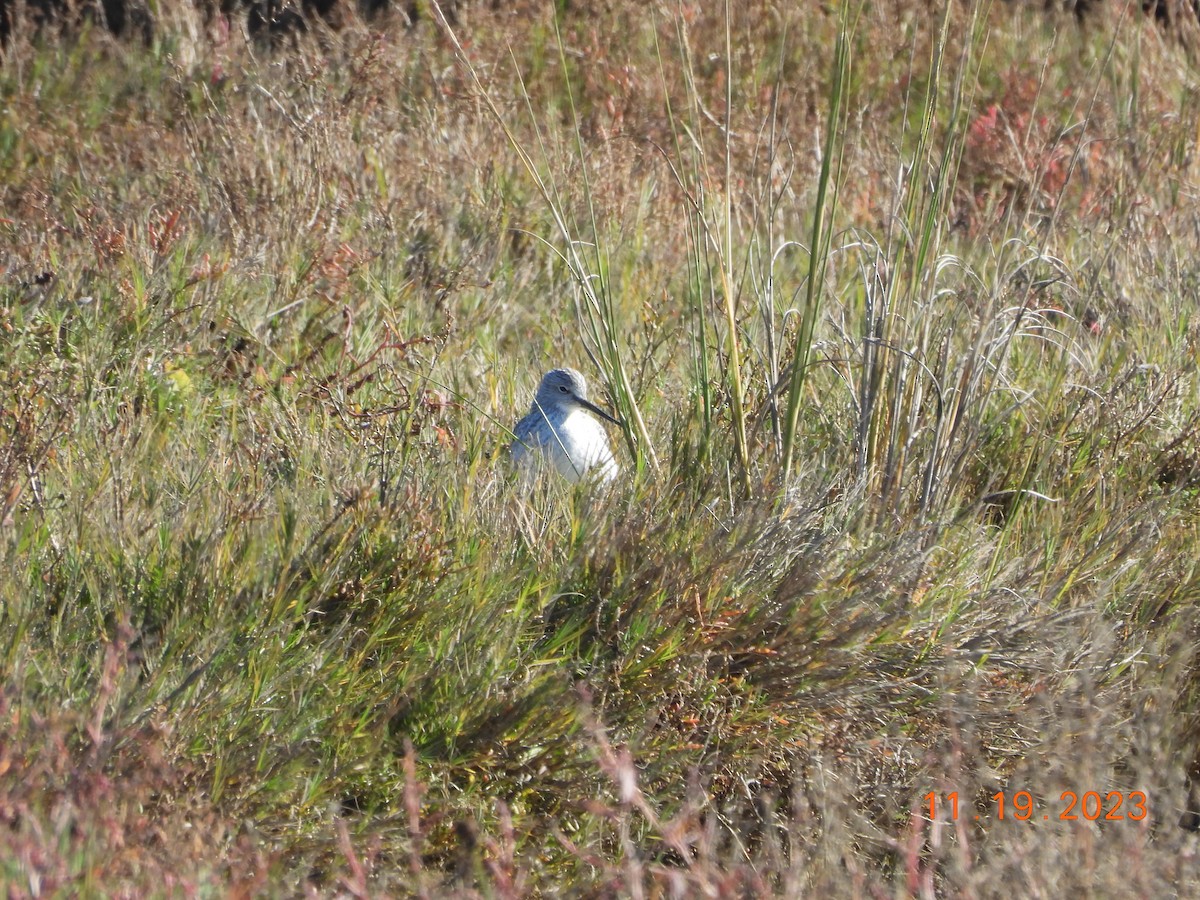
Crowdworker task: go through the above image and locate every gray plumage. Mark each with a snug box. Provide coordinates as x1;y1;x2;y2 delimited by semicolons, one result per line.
511;368;620;483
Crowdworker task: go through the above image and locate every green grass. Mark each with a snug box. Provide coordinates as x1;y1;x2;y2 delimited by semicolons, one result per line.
4;0;1200;895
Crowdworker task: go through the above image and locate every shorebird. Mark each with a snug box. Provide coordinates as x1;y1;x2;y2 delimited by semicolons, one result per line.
511;368;621;484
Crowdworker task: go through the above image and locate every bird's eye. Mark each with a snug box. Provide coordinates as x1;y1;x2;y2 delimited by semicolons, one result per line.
559;385;569;392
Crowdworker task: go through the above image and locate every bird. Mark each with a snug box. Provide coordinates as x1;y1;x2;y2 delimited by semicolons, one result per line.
511;368;622;484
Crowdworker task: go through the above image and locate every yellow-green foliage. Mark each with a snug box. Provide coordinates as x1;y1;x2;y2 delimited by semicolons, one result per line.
4;1;1200;894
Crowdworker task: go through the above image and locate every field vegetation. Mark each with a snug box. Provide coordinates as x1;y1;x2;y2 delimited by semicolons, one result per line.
5;0;1200;894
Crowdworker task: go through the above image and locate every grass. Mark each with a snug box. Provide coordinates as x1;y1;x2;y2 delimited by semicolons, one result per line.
4;0;1200;894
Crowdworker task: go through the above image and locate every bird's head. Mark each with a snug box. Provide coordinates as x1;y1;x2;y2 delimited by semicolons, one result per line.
535;368;622;426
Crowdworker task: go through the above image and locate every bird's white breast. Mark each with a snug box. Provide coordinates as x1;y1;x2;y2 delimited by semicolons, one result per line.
512;407;618;484
549;409;618;483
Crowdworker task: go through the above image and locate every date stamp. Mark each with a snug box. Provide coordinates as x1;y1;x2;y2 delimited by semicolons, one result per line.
924;790;1148;822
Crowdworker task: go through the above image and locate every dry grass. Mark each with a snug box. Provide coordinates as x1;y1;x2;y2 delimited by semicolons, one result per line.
4;0;1200;895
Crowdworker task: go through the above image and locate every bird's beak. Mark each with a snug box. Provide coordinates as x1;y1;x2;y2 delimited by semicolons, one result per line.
575;394;624;428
